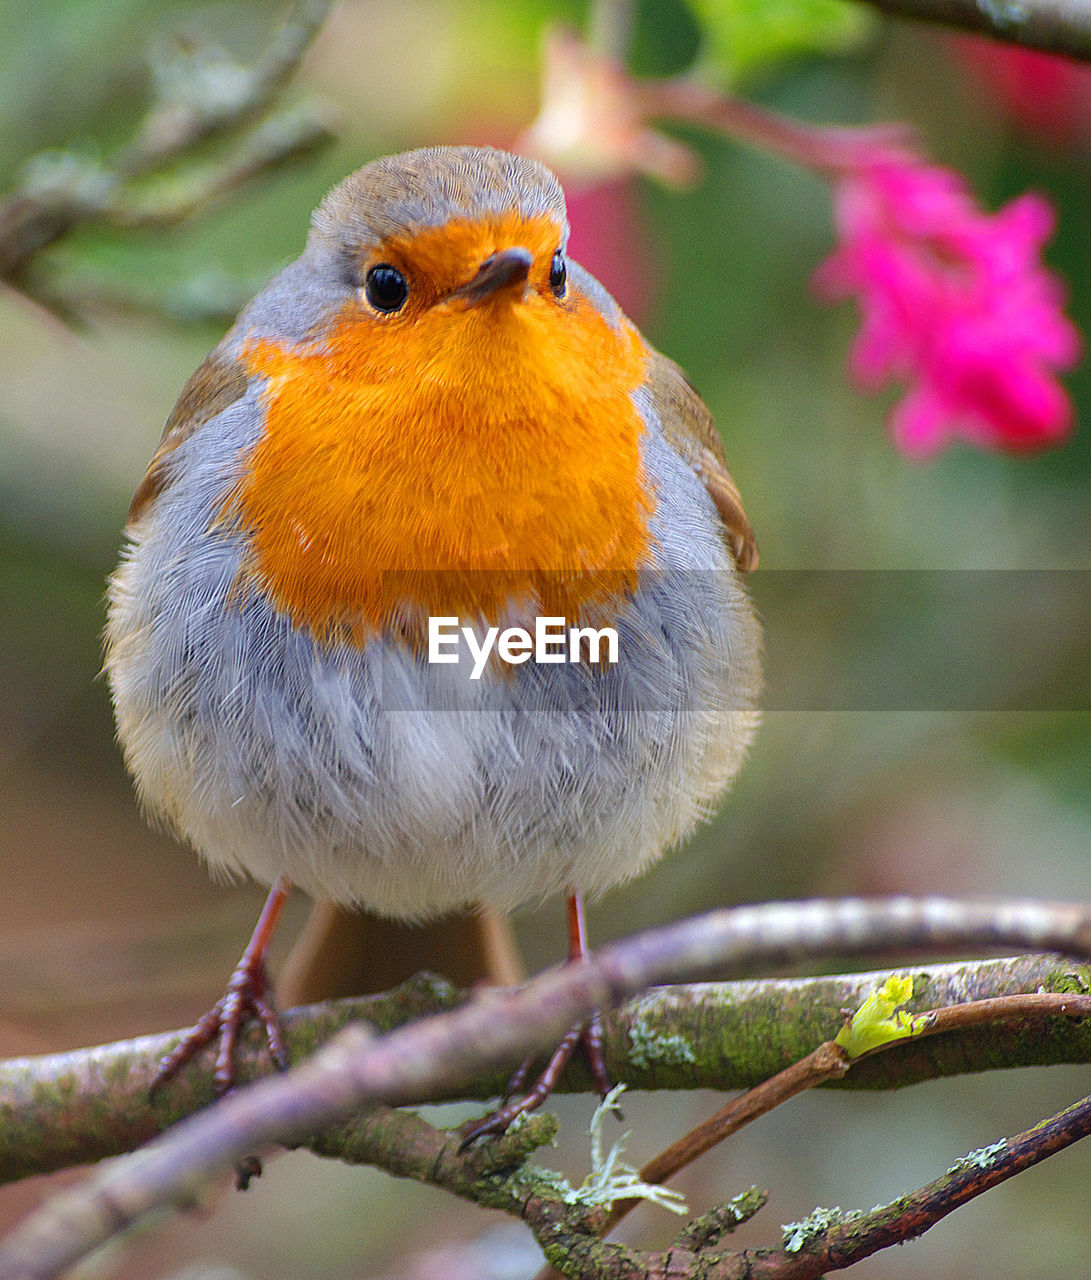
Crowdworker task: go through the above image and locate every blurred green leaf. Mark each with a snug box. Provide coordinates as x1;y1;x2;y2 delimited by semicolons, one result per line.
685;0;873;81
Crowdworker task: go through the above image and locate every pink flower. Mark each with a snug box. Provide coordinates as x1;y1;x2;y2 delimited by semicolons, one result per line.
814;149;1080;457
565;178;658;323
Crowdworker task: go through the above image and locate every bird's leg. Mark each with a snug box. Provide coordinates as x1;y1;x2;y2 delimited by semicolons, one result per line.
152;875;292;1097
462;890;615;1147
566;889;613;1098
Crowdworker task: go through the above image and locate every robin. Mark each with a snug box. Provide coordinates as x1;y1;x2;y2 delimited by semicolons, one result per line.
104;145;761;1135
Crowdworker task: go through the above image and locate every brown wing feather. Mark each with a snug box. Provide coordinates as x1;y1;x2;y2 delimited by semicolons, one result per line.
644;349;757;572
279;901;524;1004
127;349;249;524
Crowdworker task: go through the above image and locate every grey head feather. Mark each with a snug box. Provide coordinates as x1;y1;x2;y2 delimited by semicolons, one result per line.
309;145;569;267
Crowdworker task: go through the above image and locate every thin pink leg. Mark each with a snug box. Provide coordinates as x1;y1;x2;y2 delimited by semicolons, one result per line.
153;875;292;1096
461;890;615;1148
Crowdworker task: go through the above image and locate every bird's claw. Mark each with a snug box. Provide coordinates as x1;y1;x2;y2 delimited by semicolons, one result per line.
151;955;287;1098
458;1011;616;1151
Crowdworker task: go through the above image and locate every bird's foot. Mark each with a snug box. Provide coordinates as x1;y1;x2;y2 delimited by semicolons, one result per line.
458;1009;617;1148
152;949;288;1097
152;878;292;1099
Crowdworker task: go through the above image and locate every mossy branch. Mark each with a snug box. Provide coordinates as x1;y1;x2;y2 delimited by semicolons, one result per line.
4;896;1091;1278
519;1086;1091;1278
2;954;1091;1185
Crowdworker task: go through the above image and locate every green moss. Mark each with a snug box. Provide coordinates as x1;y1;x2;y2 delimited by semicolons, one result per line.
948;1139;1008;1174
627;1020;697;1070
782;1205;863;1253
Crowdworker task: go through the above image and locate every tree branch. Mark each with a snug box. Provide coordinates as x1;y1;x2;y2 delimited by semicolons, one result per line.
772;1087;1091;1277
2;954;1089;1185
3;897;1091;1277
530;986;1091;1280
859;0;1091;61
0;0;333;310
0;973;467;1184
116;0;333;176
520;1085;1091;1278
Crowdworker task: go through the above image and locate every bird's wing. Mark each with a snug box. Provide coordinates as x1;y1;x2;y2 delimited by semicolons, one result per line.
644;348;757;572
127;347;249;523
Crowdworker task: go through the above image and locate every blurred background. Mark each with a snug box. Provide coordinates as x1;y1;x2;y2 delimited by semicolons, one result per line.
2;1;1090;1277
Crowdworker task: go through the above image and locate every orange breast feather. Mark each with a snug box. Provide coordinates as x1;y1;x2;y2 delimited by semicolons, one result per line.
225;221;653;645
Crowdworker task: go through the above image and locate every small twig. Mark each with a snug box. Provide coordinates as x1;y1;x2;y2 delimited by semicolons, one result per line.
634;77;913;173
116;0;333;176
520;26;919;197
614;1043;851;1222
676;989;1091;1184
774;1088;1091;1277
872;990;1091;1042
671;1187;770;1252
522;26;915;188
0;0;333;300
858;0;1091;62
110;107;332;230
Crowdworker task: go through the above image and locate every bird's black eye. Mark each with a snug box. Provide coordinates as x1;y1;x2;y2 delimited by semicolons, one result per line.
549;249;567;297
364;263;408;312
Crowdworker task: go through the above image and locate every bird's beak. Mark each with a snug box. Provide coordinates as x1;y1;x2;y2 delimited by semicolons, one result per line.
446;247;533;307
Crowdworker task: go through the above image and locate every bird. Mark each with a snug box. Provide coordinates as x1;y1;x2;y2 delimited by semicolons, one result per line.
104;144;761;1136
